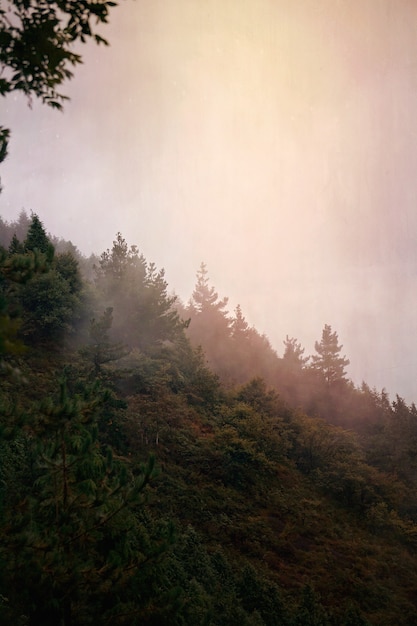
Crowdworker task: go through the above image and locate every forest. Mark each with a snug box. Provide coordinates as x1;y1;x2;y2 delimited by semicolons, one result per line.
2;211;417;625
2;2;417;624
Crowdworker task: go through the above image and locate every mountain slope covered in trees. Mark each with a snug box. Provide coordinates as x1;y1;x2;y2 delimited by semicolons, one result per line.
2;213;417;625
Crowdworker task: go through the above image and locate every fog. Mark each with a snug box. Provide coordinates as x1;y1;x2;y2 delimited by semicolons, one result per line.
2;0;417;400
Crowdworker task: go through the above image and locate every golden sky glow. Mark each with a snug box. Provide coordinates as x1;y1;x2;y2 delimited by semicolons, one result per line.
2;0;417;398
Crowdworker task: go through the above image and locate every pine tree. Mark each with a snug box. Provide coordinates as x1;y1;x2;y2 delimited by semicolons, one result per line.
283;336;309;370
186;263;232;380
231;304;250;339
24;213;54;263
81;307;130;374
310;324;350;385
7;233;24;255
0;375;160;625
191;262;229;314
94;234;184;351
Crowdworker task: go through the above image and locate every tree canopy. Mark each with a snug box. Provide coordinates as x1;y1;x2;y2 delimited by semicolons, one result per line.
311;324;350;386
2;219;417;625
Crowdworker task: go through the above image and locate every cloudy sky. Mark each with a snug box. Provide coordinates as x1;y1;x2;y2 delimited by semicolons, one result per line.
2;0;417;400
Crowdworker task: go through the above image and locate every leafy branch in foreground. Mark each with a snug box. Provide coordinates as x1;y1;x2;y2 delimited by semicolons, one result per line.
0;0;120;163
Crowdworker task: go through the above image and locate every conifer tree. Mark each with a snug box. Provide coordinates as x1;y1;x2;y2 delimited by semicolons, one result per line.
0;375;160;625
231;304;250;339
191;262;229;314
7;233;24;255
186;263;233;379
81;307;130;374
283;336;309;370
24;213;54;263
310;324;350;385
95;233;184;352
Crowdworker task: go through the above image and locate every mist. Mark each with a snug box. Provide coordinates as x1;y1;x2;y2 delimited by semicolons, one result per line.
2;0;417;400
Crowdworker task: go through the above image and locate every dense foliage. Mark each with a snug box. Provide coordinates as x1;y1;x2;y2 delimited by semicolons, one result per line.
2;214;417;625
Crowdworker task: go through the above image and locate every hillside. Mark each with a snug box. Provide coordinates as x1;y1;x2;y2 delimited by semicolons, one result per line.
2;214;417;625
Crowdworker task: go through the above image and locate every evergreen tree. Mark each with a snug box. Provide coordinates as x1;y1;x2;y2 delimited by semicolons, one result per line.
283;336;309;370
231;304;250;339
7;233;24;255
24;213;54;262
0;376;161;625
293;585;330;626
186;263;232;380
0;210;31;248
310;324;350;385
81;307;130;375
94;233;185;351
191;262;229;315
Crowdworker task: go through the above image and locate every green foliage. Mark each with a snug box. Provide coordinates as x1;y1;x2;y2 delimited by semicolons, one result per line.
2;223;417;625
23;213;54;261
81;306;130;374
18;268;80;341
0;215;84;346
0;375;162;625
292;586;330;626
0;0;120;160
95;233;185;352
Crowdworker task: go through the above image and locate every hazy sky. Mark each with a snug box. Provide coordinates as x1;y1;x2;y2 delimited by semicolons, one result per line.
2;0;417;400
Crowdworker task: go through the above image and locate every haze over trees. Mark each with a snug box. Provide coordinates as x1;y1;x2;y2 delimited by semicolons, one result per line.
2;5;417;624
2;213;417;624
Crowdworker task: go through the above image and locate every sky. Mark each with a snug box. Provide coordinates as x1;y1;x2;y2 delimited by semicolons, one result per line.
2;0;417;401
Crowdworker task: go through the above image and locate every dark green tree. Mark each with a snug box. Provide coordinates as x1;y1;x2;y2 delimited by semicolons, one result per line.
0;235;50;367
81;306;130;375
293;585;330;626
95;233;184;352
24;213;54;261
7;233;24;255
310;324;350;386
18;267;81;342
0;376;161;625
1;218;82;350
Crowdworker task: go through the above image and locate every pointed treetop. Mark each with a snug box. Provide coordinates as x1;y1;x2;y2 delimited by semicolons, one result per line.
311;324;350;385
231;304;250;338
8;233;24;255
192;262;229;314
24;213;54;261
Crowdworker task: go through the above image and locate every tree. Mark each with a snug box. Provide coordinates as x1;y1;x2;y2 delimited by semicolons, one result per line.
282;336;309;370
0;220;52;365
24;212;54;261
310;324;350;386
191;262;229;315
2;219;83;345
0;0;121;162
95;233;185;351
81;306;129;374
186;263;232;380
0;375;160;625
0;210;31;247
231;304;250;339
